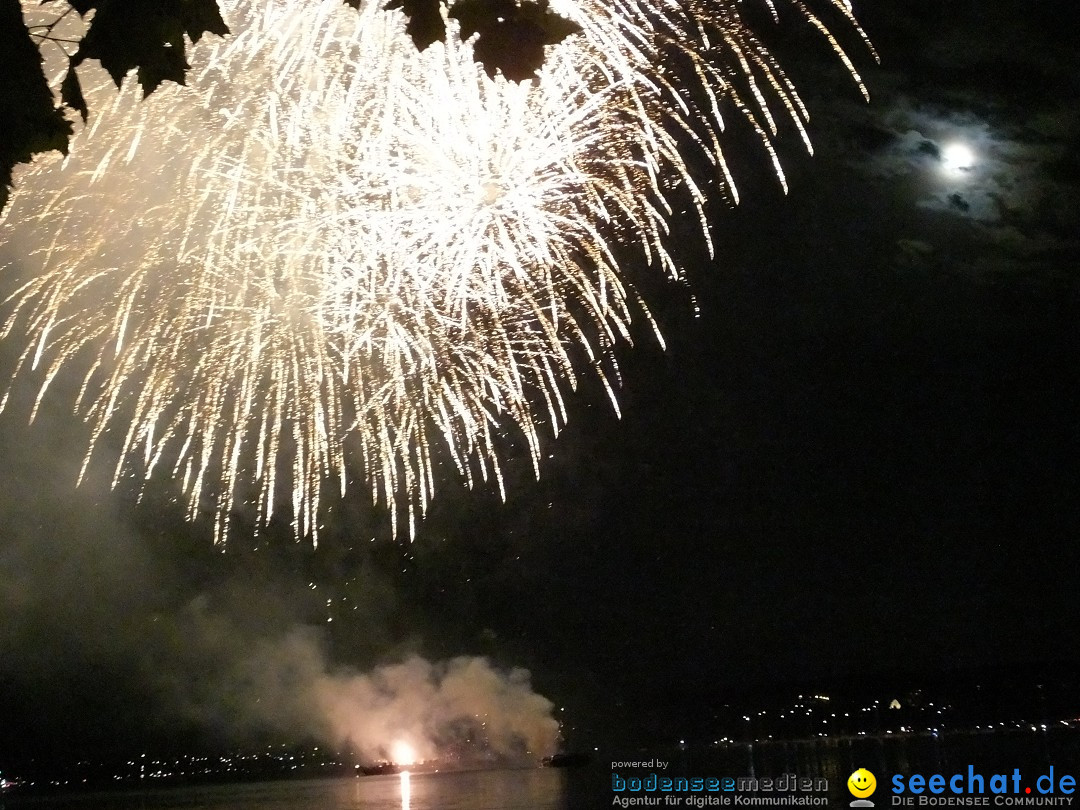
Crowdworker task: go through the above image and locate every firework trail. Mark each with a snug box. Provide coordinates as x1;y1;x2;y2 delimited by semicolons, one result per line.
0;0;872;541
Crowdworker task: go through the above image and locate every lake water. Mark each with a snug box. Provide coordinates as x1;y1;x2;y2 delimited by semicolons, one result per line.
2;769;598;810
4;732;1077;810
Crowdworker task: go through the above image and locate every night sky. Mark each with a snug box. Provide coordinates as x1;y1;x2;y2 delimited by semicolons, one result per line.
2;0;1080;772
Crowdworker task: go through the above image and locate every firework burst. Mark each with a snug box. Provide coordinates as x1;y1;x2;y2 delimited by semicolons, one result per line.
1;0;872;541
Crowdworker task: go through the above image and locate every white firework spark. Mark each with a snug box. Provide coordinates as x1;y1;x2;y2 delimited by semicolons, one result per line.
0;0;872;541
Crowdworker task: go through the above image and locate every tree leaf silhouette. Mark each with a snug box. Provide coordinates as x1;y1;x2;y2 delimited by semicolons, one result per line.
384;0;445;51
0;0;73;210
450;0;581;80
61;60;88;123
74;0;229;96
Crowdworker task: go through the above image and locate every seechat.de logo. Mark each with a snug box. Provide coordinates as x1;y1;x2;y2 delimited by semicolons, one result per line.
849;768;878;808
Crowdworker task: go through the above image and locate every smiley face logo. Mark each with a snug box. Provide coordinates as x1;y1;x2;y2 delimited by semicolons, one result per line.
848;768;877;798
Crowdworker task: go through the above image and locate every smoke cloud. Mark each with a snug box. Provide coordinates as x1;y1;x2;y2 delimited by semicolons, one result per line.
148;601;559;764
0;333;559;767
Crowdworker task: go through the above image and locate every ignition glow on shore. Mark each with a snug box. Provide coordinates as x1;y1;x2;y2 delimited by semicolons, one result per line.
391;740;417;766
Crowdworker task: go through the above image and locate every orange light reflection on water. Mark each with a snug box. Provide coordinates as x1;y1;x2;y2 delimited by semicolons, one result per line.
400;770;410;810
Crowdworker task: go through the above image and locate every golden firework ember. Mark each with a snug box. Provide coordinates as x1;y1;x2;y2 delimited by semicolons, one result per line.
1;0;872;542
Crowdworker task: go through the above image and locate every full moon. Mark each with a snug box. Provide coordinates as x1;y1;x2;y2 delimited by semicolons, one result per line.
941;142;977;173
